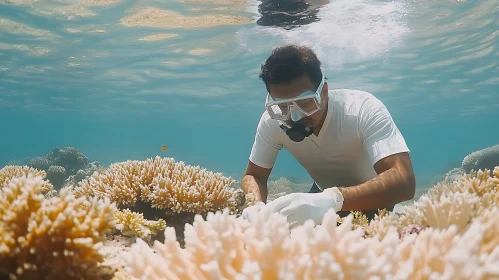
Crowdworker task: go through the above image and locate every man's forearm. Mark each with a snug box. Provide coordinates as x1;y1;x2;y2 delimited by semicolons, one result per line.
337;168;415;211
241;175;268;204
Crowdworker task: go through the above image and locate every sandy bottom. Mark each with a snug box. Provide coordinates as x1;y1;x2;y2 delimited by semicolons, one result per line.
139;33;179;41
99;235;136;279
120;7;251;29
188;48;213;55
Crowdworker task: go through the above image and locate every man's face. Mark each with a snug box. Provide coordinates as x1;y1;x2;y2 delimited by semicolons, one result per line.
267;74;328;127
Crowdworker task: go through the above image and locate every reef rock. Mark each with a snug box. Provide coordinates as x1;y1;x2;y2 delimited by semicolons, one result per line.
462;144;499;173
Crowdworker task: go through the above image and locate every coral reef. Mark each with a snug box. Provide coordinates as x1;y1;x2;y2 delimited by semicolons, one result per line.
71;156;246;243
113;209;166;240
120;166;499;279
12;146;101;190
0;165;53;194
462;144;499;173
46;164;67;189
434;143;499;185
0;174;118;280
65;161;101;187
46;147;89;175
2;154;498;279
395;143;499;211
367;166;499;239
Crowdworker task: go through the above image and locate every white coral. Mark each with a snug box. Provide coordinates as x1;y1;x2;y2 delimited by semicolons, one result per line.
121;205;499;280
118;166;499;280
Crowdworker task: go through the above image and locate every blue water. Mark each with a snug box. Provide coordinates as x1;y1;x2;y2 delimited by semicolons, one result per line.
0;0;497;189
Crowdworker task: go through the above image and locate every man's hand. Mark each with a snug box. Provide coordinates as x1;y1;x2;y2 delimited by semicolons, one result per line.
261;187;344;227
241;201;266;223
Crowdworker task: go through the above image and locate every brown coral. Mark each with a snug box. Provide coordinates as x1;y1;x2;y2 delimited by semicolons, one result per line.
0;174;117;279
0;165;53;194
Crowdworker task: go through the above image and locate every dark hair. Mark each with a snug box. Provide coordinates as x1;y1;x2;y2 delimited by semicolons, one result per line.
259;45;323;90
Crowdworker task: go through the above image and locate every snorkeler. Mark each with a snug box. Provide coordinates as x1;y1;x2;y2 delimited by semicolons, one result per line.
240;44;416;226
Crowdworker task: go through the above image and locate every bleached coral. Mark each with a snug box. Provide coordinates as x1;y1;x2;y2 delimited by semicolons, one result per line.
367;167;499;238
0;165;53;194
119;166;499;279
122;207;499;279
0;175;117;279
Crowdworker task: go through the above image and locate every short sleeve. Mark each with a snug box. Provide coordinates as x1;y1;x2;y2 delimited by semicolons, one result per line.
358;96;410;166
248;113;283;169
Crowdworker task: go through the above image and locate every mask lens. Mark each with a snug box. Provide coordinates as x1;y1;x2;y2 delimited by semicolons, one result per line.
268;104;288;119
294;97;319;113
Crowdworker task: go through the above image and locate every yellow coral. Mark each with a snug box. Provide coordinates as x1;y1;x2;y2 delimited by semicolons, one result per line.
0;165;53;194
0;174;117;279
72;156;241;214
114;209;166;239
337;210;370;230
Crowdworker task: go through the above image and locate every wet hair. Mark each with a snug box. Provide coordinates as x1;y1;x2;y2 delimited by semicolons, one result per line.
256;0;321;30
259;45;323;90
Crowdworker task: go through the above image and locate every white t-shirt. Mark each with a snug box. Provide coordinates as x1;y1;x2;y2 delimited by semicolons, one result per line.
249;89;410;190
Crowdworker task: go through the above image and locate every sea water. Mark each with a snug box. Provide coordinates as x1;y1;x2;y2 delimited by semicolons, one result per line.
0;0;497;193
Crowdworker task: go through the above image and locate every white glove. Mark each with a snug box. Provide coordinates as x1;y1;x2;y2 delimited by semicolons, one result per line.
241;201;266;224
261;187;344;227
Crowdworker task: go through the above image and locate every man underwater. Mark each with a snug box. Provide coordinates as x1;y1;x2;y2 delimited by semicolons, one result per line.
241;44;416;226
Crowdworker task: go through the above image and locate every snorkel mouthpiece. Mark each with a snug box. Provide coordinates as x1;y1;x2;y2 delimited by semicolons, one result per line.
279;121;314;142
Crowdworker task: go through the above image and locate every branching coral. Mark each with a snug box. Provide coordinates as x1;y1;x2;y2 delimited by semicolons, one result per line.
0;174;118;279
122;207;499;279
71;156;245;241
0;165;53;194
366;166;499;238
114;209;166;240
72;156;240;213
119;166;499;279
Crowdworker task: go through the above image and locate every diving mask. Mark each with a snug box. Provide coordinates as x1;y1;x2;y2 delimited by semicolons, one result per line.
265;75;325;122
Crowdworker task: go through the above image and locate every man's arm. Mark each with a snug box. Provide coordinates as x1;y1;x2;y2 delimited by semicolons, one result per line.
337;152;416;211
241;161;273;204
242;113;283;204
337;94;415;211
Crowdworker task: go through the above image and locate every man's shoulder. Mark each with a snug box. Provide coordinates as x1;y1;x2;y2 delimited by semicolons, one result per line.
328;88;380;103
328;89;385;117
